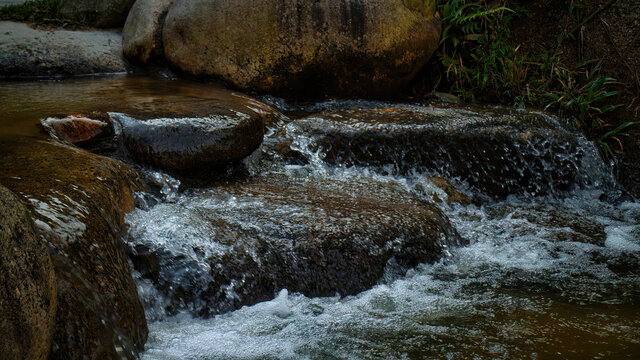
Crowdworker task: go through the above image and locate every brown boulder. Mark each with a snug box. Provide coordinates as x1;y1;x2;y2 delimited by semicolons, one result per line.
0;185;57;360
0;136;147;360
122;0;175;64
126;172;463;316
162;0;441;98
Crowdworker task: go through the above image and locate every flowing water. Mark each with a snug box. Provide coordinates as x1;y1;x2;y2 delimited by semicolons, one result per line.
1;77;639;359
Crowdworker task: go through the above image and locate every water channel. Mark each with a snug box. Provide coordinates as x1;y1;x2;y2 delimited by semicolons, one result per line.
1;76;638;359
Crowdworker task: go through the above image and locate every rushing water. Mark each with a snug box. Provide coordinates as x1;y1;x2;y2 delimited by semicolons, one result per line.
1;77;638;359
131;103;639;358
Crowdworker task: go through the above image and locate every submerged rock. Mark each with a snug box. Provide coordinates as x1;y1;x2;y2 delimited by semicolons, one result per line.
285;105;589;197
40;112;113;144
58;0;136;28
123;0;175;64
486;204;607;246
161;0;441;98
127;172;463;317
427;176;472;206
0;137;147;360
0;21;127;78
0;185;57;360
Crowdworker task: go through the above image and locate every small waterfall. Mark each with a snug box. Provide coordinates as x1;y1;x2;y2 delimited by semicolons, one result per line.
125;101;639;359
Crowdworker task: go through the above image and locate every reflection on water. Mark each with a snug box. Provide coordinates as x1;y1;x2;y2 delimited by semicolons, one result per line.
0;75;240;136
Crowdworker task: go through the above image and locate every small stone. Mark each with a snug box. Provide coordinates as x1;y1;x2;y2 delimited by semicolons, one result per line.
40;112;113;144
428;176;472;206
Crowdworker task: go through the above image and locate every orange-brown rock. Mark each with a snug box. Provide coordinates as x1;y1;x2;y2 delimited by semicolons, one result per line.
0;136;147;360
40;112;113;144
0;185;57;360
161;0;441;98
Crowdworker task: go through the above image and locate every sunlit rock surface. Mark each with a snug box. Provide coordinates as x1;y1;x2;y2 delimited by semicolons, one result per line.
161;0;441;98
0;136;147;360
0;185;57;360
127;171;463;317
40;112;113;145
284;105;594;198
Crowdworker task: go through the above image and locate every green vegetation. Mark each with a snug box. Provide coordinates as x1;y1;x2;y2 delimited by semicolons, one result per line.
0;0;87;27
432;0;635;155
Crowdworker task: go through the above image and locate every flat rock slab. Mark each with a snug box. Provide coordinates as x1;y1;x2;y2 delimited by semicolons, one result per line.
285;105;593;198
0;21;127;77
127;171;463;317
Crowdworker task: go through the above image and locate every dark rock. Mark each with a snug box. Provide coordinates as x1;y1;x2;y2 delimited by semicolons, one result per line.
0;21;127;78
126;172;463;317
284;105;589;197
161;0;441;98
114;102;269;173
0;185;57;360
40;112;113;145
58;0;136;28
0;136;147;360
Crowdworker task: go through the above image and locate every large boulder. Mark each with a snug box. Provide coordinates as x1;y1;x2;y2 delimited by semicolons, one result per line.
122;0;175;64
58;0;136;28
0;186;57;360
161;0;441;98
283;105;594;198
127;172;463;317
0;137;147;360
0;21;127;78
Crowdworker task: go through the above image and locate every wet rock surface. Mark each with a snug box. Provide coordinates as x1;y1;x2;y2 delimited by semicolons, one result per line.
115;111;265;173
0;136;147;360
0;185;57;360
0;21;127;78
285;105;588;198
161;0;440;98
127;172;463;317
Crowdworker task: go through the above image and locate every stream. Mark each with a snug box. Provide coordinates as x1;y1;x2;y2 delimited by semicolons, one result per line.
1;76;639;359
